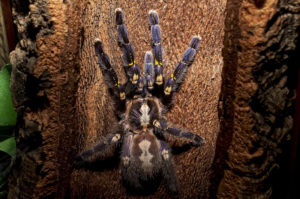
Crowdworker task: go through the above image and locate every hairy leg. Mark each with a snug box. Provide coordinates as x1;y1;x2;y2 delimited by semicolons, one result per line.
116;8;141;90
144;51;155;92
163;36;202;108
94;39;126;114
153;119;205;146
149;10;164;96
74;126;123;166
160;140;179;196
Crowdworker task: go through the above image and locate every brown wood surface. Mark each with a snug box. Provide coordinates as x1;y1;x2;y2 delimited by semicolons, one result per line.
213;0;300;198
1;0;16;52
7;0;300;198
71;0;225;198
8;0;225;198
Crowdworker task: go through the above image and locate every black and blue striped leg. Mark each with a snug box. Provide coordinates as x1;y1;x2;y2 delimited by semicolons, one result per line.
144;51;155;92
153;119;205;146
160;140;179;196
116;8;140;91
94;39;126;112
74;127;123;166
149;10;164;96
163;36;202;107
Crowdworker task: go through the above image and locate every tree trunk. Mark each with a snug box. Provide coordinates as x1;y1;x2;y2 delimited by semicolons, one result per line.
211;0;300;198
7;0;300;198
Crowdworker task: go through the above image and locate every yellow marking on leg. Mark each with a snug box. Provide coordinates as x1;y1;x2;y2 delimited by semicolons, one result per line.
154;59;162;66
171;73;176;80
114;80;120;87
153;120;161;128
128;60;136;66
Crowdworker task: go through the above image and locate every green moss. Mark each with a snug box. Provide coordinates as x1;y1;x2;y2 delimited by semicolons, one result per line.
0;64;17;127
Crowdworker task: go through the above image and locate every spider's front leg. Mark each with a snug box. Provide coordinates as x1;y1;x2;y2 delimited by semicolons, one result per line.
73;127;123;167
115;8;142;94
153;119;205;146
94;40;126;113
144;51;155;91
163;36;202;108
149;10;164;96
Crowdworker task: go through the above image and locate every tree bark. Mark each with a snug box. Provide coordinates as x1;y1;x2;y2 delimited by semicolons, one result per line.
211;0;300;198
7;0;300;198
9;0;225;198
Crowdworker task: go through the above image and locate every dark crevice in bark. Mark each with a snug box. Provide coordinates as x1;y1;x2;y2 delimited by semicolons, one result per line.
209;0;242;197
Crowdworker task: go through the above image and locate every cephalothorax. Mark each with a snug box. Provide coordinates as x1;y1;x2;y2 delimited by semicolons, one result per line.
74;8;205;196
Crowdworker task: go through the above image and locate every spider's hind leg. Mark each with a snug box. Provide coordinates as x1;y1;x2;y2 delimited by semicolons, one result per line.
153;119;205;146
160;140;179;196
163;36;202;108
73;126;123;167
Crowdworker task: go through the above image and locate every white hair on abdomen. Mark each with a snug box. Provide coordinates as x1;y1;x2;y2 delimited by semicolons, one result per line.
138;139;153;170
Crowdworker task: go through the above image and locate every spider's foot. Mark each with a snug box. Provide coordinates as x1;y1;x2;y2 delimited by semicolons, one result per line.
94;38;104;55
115;8;125;25
148;10;159;25
191;135;206;147
72;155;85;168
190;35;202;50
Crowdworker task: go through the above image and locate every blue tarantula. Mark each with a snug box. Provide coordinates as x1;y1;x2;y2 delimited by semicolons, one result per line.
74;8;205;195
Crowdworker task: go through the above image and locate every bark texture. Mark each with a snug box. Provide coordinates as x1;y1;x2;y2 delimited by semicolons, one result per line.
9;0;225;198
8;0;300;198
71;0;225;198
212;0;300;198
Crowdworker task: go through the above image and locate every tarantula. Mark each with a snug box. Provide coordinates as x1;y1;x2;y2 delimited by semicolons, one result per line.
74;8;205;195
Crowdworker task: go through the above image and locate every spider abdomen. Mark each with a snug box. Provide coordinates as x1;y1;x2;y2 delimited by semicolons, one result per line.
121;132;162;188
132;133;161;173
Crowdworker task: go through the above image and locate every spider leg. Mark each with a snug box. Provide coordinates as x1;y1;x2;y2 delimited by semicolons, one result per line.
153;119;205;146
94;40;126;113
116;8;141;90
74;127;123;166
149;10;164;96
160;140;179;196
163;36;202;107
144;51;155;92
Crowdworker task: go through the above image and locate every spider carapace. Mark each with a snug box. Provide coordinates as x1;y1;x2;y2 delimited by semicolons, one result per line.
74;8;205;196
